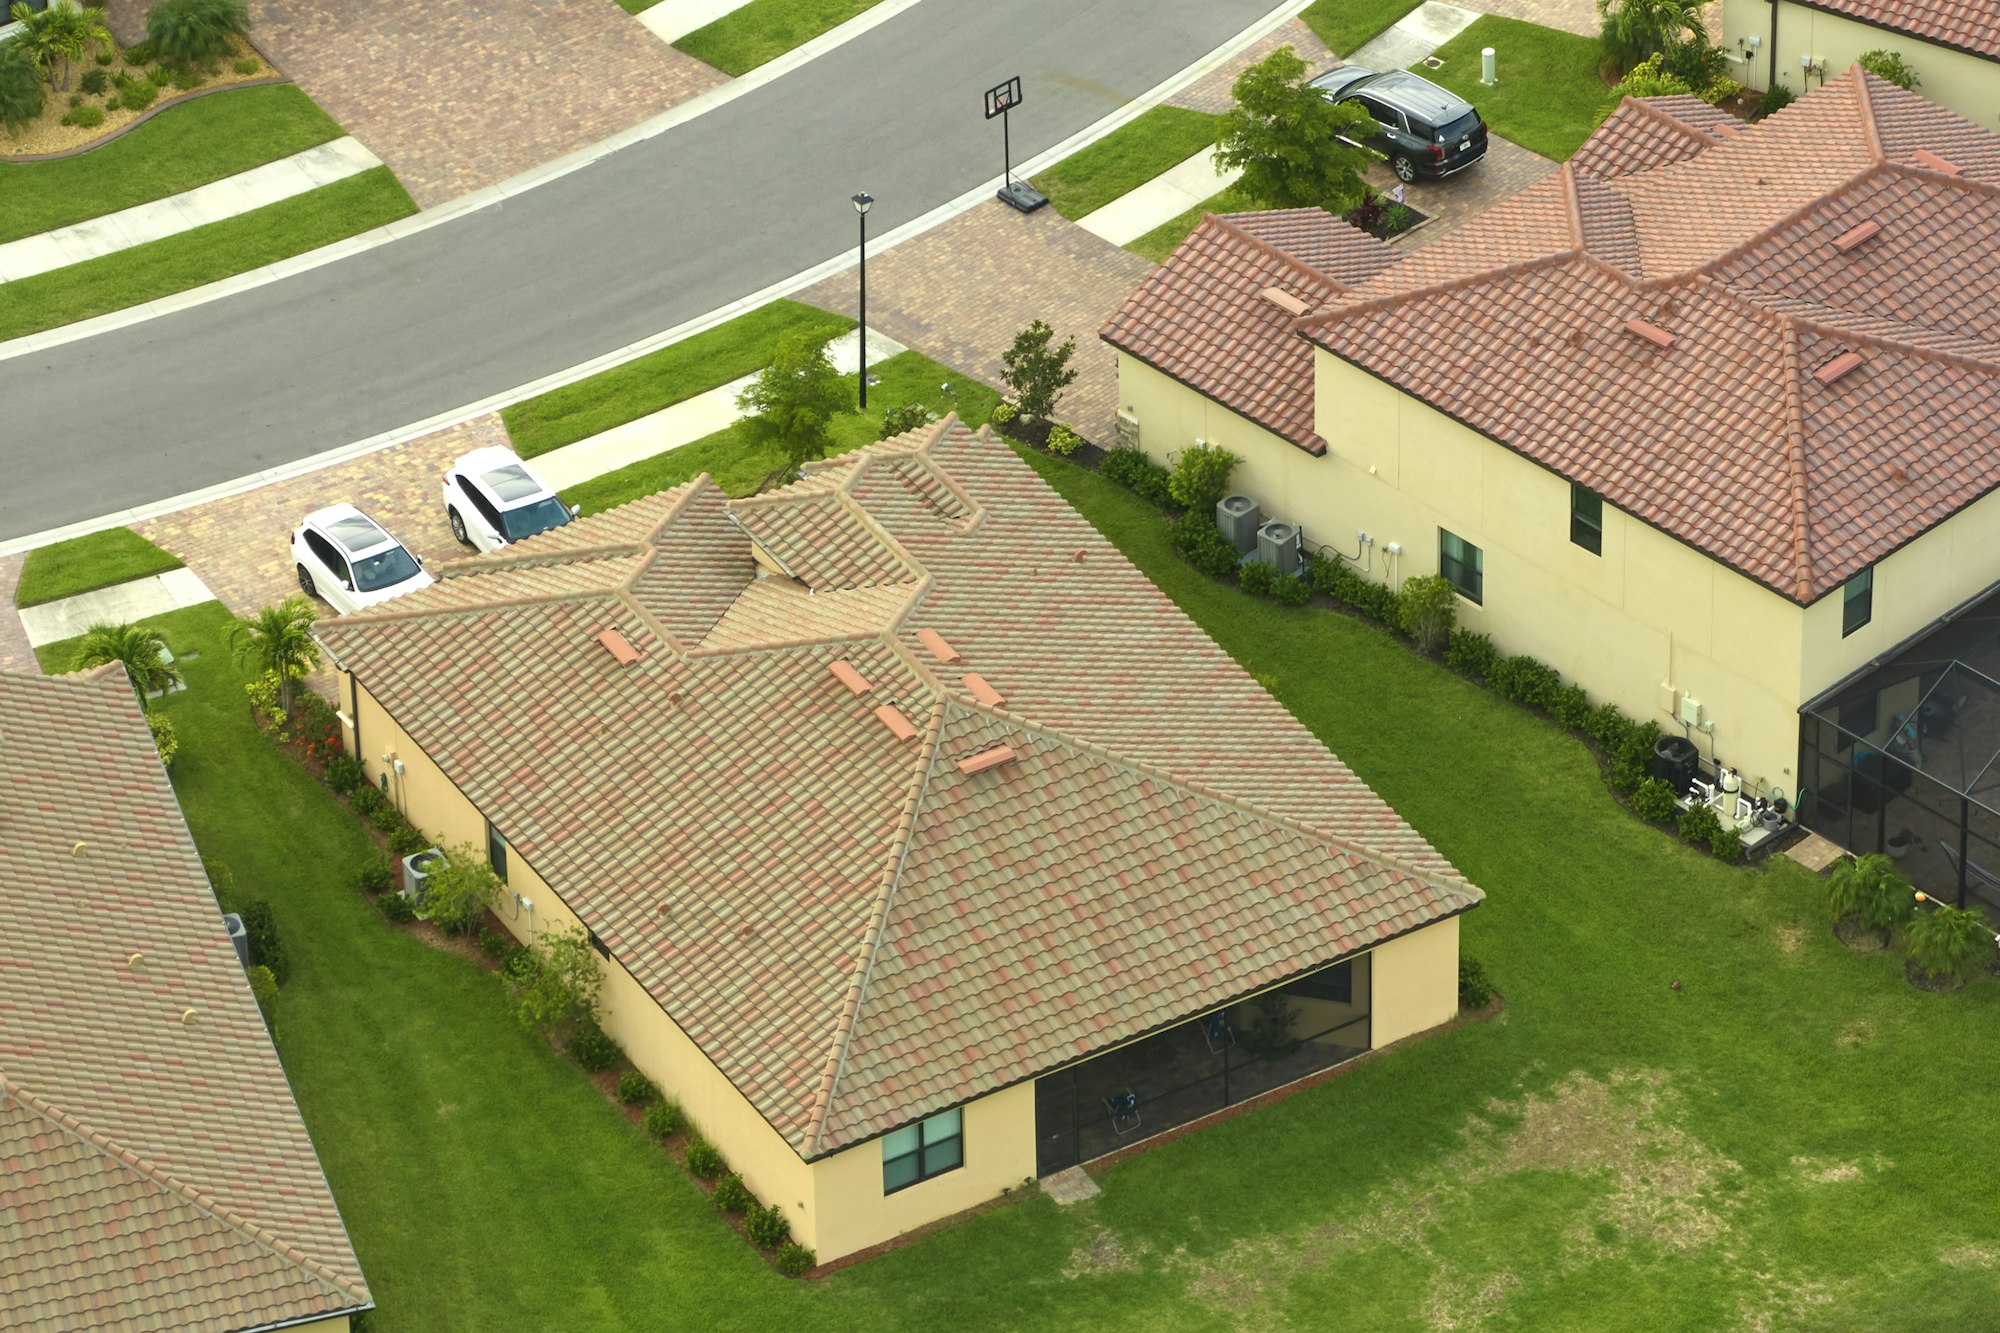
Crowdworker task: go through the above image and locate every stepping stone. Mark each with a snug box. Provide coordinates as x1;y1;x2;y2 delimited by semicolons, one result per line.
1785;831;1847;874
1041;1166;1101;1205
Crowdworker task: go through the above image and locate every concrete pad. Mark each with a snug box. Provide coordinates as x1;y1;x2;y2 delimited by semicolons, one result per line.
20;569;218;648
637;0;751;44
1349;1;1479;70
1076;148;1242;246
1041;1166;1101;1205
0;233;71;283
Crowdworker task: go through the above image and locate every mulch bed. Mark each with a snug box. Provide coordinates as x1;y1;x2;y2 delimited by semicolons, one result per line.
1834;915;1890;953
1907;959;1966;993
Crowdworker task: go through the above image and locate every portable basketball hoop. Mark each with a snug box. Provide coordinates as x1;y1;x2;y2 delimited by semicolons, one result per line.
985;76;1047;213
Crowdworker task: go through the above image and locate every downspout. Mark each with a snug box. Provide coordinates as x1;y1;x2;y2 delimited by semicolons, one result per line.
348;670;363;764
1769;0;1779;92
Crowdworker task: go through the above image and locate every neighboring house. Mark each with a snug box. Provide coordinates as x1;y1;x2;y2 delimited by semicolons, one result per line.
1722;0;2000;129
0;666;371;1333
313;420;1483;1265
1103;70;2000;901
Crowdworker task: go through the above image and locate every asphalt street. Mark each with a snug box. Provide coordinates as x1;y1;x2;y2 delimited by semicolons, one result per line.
0;0;1280;540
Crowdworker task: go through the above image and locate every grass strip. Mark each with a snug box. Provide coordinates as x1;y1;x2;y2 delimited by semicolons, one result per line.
675;0;881;76
16;528;183;608
1301;0;1427;57
1030;107;1220;221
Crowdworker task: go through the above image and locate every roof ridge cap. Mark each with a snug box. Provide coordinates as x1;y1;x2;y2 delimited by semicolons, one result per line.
432;542;644;579
1213;209;1358;293
1560;163;1585;250
1621;93;1728;150
1777;322;1814;599
1680;161;1887;282
1852;64;1884;163
803;697;948;1157
1782;305;2000;372
687;579;932;658
317;583;629;631
0;1079;369;1306
1300;250;1582;329
904;414;990;530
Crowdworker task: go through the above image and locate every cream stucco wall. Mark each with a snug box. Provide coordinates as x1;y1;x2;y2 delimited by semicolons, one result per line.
1722;0;2000;127
1369;917;1461;1047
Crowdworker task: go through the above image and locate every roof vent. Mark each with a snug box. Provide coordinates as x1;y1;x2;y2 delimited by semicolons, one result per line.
1814;350;1864;384
962;672;1006;707
1912;149;1963;176
829;660;871;695
1832;220;1881;252
873;704;918;741
957;744;1016;776
916;628;962;664
1623;317;1675;349
595;629;639;666
1261;287;1310;317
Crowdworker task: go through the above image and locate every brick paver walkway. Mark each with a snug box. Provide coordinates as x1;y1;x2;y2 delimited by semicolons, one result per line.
1169;16;1336;112
796;201;1156;448
248;0;725;207
0;554;39;675
1368;135;1557;250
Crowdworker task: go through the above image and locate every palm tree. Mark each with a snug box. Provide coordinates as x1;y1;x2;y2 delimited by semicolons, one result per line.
71;622;182;704
8;1;112;93
230;595;320;712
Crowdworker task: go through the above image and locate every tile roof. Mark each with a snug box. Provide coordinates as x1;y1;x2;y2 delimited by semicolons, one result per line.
0;667;368;1332
1792;0;2000;63
316;422;1480;1157
1109;72;2000;603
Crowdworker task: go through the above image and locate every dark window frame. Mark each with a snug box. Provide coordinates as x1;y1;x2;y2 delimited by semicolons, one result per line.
1570;484;1603;555
485;819;509;883
303;530;350;587
1439;528;1484;604
1287;959;1354;1004
1843;567;1874;637
882;1107;963;1195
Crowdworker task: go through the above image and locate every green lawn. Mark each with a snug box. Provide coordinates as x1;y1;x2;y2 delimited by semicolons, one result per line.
1030;107;1220;221
561;349;998;513
1127;182;1260;264
502;301;853;459
1301;0;1426;57
0;167;415;344
0;85;344;244
675;0;881;76
1417;16;1621;161
94;450;2000;1327
15;527;182;608
617;0;663;11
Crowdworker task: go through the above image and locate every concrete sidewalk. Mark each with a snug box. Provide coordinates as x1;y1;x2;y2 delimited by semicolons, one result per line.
18;568;218;649
1076;149;1241;246
637;0;755;44
0;138;381;284
1349;1;1480;71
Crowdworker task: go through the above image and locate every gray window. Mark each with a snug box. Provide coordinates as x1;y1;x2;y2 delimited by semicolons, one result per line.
1440;529;1483;604
1843;567;1873;637
485;819;509;883
882;1107;963;1193
1570;485;1602;555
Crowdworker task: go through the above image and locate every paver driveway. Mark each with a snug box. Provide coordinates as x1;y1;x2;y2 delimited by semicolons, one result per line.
248;0;726;206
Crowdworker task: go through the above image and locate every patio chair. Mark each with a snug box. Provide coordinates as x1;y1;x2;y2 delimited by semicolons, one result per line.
1103;1090;1141;1137
1202;1012;1235;1053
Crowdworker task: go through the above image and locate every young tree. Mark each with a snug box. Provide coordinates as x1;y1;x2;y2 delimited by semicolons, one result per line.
1857;49;1921;91
420;844;503;937
0;35;46;131
9;0;111;92
1000;319;1077;421
230;595;320;713
1596;0;1706;76
1214;46;1378;214
506;924;604;1033
736;331;850;476
146;0;250;69
71;622;182;704
1397;574;1459;657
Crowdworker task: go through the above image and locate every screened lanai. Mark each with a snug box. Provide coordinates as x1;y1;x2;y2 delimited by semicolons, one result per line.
1799;582;2000;912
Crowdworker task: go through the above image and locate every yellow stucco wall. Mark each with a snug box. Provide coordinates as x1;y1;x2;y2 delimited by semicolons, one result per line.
298;1315;352;1332
1722;0;2000;126
1369;917;1461;1047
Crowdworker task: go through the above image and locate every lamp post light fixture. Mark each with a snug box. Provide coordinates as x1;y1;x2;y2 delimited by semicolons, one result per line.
852;192;873;410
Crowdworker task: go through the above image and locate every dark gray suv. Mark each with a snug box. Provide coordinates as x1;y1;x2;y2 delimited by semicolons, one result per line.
1308;67;1488;183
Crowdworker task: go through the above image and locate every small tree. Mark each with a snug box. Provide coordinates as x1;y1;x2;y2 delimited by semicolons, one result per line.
1826;853;1915;935
507;923;604;1033
1214;46;1378;213
230;595;319;713
1596;0;1705;73
71;622;182;704
421;843;503;937
1907;900;1995;987
0;35;46;131
999;319;1077;422
1165;441;1240;516
9;1;110;92
1857;49;1921;91
737;331;849;476
146;0;250;69
1397;574;1457;657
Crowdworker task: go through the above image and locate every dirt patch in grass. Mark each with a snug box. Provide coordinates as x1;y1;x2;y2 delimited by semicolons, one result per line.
1790;1155;1862;1184
1063;1220;1143;1279
1420;1270;1521;1330
1776;924;1807;956
1940;1244;1999;1268
1835;1017;1876;1047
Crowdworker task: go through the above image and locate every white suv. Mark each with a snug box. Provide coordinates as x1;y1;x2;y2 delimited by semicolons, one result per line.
441;446;576;553
291;505;433;615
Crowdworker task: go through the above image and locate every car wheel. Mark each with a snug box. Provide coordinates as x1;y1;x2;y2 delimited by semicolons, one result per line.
448;507;469;546
296;563;319;599
1391;154;1417;183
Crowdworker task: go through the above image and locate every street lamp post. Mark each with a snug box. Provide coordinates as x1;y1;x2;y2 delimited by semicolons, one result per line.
852;192;873;410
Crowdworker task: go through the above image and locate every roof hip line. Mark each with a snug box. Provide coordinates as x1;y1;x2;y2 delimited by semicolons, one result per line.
1777;322;1814;599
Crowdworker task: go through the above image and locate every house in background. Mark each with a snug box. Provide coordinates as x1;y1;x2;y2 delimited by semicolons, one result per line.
1721;0;2000;129
314;420;1482;1265
0;666;371;1333
1104;70;2000;908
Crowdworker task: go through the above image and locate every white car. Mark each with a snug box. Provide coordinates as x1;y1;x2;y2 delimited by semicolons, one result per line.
441;445;577;553
291;504;433;615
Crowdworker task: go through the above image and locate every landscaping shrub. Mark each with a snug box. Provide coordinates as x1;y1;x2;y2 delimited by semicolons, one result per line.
1677;802;1722;848
357;854;395;895
1754;84;1794;118
1611;720;1662;795
233;55;258;74
351;783;385;817
1631;777;1678;824
1907;903;1993;985
239;899;289;983
1857;48;1920;91
641;1099;681;1139
712;1172;754;1213
171;66;203;90
147;711;179;767
1550;683;1592;733
367;802;403;835
123;40;154;64
684;1136;724;1180
247;964;279;1038
1586;702;1632;755
507;924;604;1032
478;929;511;960
567;1020;620;1073
147;65;173;87
1000;319;1078;421
745;1202;790;1250
1826;854;1914;935
324;753;364;795
0;42;42;133
617;1070;658;1105
1710;824;1743;864
1457;956;1494;1008
1488;655;1561;711
117;76;156;110
776;1242;816;1276
1238;559;1276;598
1443;629;1498;681
988;401;1016;426
390;825;428;858
877;402;933;440
1165;441;1240;516
1099;443;1175;508
1045;423;1082;457
96;49;114;65
1270;571;1310;606
1396;574;1456;657
80;67;108;94
1168;515;1241;579
1304;551;1398;623
379;892;416;924
146;0;250;70
417;843;502;936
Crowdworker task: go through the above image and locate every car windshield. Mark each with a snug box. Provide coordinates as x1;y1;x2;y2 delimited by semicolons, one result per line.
500;496;573;541
351;544;421;592
1436;110;1481;141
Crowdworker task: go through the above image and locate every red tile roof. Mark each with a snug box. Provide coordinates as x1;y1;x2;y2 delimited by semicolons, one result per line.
316;422;1480;1157
0;668;368;1331
1792;0;2000;63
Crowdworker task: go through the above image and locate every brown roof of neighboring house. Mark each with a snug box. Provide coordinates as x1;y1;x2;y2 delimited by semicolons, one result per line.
1108;72;2000;604
1787;0;2000;63
0;667;369;1333
315;422;1480;1158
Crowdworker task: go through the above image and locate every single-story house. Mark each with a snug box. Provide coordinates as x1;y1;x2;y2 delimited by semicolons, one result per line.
313;420;1484;1264
1103;68;2000;908
1722;0;2000;128
0;665;371;1332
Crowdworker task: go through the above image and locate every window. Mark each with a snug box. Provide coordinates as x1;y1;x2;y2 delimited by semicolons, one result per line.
1289;960;1353;1004
1843;567;1873;637
1439;529;1483;604
485;819;509;883
882;1107;962;1193
303;531;350;586
1570;485;1602;555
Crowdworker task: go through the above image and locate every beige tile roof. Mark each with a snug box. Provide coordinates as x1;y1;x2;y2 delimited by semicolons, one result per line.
1795;0;2000;63
1109;72;2000;604
317;423;1480;1157
0;668;368;1332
